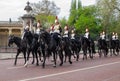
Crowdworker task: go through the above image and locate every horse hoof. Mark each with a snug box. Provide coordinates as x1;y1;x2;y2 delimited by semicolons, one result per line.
59;63;63;66
36;63;39;66
69;61;72;64
24;61;28;67
32;62;34;64
53;64;56;67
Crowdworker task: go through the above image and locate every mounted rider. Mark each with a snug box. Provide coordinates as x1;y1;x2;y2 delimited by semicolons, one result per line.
101;31;107;46
70;28;77;45
84;28;90;39
71;28;76;40
63;24;69;38
21;22;30;39
35;20;42;35
84;28;96;53
115;33;119;40
49;24;54;35
52;16;62;47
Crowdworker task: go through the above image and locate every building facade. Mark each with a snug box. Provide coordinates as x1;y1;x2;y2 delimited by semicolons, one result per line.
0;21;22;47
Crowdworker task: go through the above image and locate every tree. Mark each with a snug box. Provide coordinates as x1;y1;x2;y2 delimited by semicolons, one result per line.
30;0;60;28
31;0;60;16
75;6;101;39
96;0;120;34
68;0;82;26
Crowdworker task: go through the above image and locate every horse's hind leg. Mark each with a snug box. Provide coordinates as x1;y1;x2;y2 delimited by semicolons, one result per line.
59;50;63;66
23;51;27;64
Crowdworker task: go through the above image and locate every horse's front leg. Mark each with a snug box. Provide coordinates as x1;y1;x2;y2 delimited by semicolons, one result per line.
24;49;31;67
42;50;46;68
14;50;20;65
23;51;27;65
59;50;63;66
53;52;57;67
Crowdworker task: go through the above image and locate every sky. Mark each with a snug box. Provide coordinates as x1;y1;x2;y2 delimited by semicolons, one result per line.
0;0;96;21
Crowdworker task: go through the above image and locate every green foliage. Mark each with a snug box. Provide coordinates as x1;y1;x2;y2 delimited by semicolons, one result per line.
35;14;55;28
74;6;101;39
68;0;82;26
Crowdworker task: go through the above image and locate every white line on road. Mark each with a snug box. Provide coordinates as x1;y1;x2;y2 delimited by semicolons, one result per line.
19;61;120;81
7;66;25;69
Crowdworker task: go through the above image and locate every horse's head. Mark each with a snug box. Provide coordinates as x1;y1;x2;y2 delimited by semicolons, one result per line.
40;31;51;44
8;35;15;47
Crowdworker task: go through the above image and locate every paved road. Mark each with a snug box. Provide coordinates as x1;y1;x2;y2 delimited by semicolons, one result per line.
0;54;120;81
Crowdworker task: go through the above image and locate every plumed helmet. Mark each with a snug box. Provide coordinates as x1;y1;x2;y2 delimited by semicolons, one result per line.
50;24;54;30
102;31;105;34
64;25;68;30
112;32;115;35
55;16;58;23
85;28;89;32
71;30;74;33
25;25;29;30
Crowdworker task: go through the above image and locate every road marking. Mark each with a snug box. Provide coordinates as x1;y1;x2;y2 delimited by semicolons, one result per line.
19;61;120;81
7;66;24;69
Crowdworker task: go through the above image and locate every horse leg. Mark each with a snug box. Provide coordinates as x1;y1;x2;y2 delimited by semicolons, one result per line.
23;51;27;65
34;50;39;66
110;49;112;56
88;48;93;59
31;51;35;64
24;50;31;67
38;50;43;62
68;50;72;64
116;48;119;55
14;50;20;65
53;52;57;67
42;50;46;68
59;50;63;66
76;51;79;61
98;48;102;58
64;52;67;63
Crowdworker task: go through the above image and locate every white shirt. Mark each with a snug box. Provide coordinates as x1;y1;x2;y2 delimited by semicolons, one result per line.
35;28;40;35
101;34;105;40
112;35;116;40
54;24;60;33
71;33;75;39
84;32;89;38
116;35;118;40
63;30;68;37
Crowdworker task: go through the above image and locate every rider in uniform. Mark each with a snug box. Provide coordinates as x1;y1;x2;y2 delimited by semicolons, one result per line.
101;31;107;46
50;24;54;35
70;28;77;45
71;28;76;40
115;33;119;40
21;23;30;39
35;20;42;35
84;28;90;39
112;32;116;40
84;28;96;53
63;24;69;38
53;16;62;47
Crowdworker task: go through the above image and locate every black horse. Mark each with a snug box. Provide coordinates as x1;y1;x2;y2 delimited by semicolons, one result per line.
97;38;108;57
8;35;27;65
62;37;72;64
80;36;94;60
40;31;64;68
109;38;120;56
70;35;81;61
23;31;41;67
